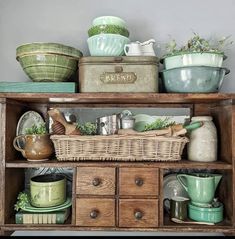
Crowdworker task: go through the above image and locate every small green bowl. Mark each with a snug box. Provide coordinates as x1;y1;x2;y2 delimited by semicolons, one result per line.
88;24;129;37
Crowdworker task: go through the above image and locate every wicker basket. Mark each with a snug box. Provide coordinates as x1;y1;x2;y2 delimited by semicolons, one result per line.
50;135;189;162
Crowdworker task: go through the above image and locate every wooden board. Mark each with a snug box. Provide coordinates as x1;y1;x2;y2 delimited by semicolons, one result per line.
0;82;77;93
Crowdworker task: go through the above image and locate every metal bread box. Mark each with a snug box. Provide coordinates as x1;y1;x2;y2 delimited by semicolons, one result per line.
78;56;159;92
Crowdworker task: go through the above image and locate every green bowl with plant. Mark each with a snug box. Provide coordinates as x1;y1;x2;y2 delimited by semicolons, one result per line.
88;24;129;37
161;33;232;69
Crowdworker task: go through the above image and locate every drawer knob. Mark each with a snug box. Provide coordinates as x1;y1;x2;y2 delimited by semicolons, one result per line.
90;209;99;219
135;177;144;186
92;177;101;186
134;210;143;220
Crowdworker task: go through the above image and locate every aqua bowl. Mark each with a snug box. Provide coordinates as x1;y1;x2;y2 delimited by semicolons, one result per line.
87;33;130;56
160;66;229;93
188;202;224;223
92;16;126;28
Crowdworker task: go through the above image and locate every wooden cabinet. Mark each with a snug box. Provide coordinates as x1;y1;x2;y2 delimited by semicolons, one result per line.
0;93;235;235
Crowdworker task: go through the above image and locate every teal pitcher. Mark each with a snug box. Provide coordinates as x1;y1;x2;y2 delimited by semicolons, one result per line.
176;173;222;207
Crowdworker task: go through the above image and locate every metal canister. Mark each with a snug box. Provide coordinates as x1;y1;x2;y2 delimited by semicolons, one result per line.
121;115;135;129
96;114;121;135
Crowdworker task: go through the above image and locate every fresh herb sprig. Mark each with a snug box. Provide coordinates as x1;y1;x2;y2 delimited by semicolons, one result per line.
76;122;97;135
25;123;47;135
144;117;175;131
14;192;30;211
165;32;233;57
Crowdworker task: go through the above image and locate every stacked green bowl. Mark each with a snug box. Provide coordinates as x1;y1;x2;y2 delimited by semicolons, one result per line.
16;42;83;82
87;16;130;56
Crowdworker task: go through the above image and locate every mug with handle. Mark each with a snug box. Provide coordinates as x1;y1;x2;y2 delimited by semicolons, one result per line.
164;196;190;220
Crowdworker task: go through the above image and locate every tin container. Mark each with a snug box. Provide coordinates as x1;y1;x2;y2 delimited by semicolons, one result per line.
96;114;121;135
121;115;135;129
78;56;159;92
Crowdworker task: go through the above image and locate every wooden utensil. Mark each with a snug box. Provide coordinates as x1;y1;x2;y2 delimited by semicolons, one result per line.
171;217;215;225
48;108;80;135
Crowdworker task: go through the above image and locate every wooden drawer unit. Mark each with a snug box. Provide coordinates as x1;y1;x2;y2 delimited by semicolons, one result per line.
119;199;158;227
76;167;116;195
119;168;159;195
76;198;115;227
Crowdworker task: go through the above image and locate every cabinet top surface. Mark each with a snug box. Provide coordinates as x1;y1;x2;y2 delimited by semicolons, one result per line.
0;93;235;104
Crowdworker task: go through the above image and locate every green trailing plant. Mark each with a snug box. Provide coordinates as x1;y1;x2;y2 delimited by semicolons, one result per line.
14;191;30;211
76;122;97;135
25;123;48;135
144;117;175;131
164;32;233;57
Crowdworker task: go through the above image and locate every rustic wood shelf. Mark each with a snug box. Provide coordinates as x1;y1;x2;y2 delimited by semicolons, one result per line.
5;159;233;170
1;93;235;235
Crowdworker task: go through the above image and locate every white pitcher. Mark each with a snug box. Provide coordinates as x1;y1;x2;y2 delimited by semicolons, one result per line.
140;39;156;56
124;42;142;56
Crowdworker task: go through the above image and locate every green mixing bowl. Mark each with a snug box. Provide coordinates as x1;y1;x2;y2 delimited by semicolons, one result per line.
160;66;229;93
30;174;66;208
16;42;83;82
16;42;83;59
88;24;129;37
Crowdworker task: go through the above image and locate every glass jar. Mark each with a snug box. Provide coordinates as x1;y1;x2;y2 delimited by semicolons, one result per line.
187;116;217;162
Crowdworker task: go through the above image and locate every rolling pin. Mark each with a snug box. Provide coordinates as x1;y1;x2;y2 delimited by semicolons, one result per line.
48;108;81;135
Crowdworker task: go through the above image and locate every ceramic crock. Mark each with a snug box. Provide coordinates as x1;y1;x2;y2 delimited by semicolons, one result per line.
187;116;217;162
30;174;66;207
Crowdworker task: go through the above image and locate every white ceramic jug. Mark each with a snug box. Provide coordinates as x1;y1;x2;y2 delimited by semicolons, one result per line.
140;39;156;56
124;42;142;56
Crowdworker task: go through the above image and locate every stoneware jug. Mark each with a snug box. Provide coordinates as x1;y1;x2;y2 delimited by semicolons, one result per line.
13;134;54;161
176;173;222;207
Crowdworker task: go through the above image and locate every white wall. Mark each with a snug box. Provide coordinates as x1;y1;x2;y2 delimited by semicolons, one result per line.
0;0;233;236
0;0;235;92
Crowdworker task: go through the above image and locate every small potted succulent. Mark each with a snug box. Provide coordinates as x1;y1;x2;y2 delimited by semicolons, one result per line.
161;32;233;69
13;123;54;161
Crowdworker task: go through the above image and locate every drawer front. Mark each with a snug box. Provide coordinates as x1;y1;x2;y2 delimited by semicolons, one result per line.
119;168;159;195
76;198;115;227
76;167;115;195
119;199;158;228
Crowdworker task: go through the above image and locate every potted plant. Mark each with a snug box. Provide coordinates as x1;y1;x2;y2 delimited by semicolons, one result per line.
161;32;233;69
13;123;54;161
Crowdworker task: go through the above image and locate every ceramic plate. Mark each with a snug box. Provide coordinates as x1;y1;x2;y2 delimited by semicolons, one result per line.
16;111;45;148
163;173;189;209
22;197;72;213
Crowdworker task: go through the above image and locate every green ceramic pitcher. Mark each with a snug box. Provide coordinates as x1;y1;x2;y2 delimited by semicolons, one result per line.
176;173;222;207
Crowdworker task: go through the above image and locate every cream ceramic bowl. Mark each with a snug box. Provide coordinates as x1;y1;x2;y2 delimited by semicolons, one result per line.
162;52;225;70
